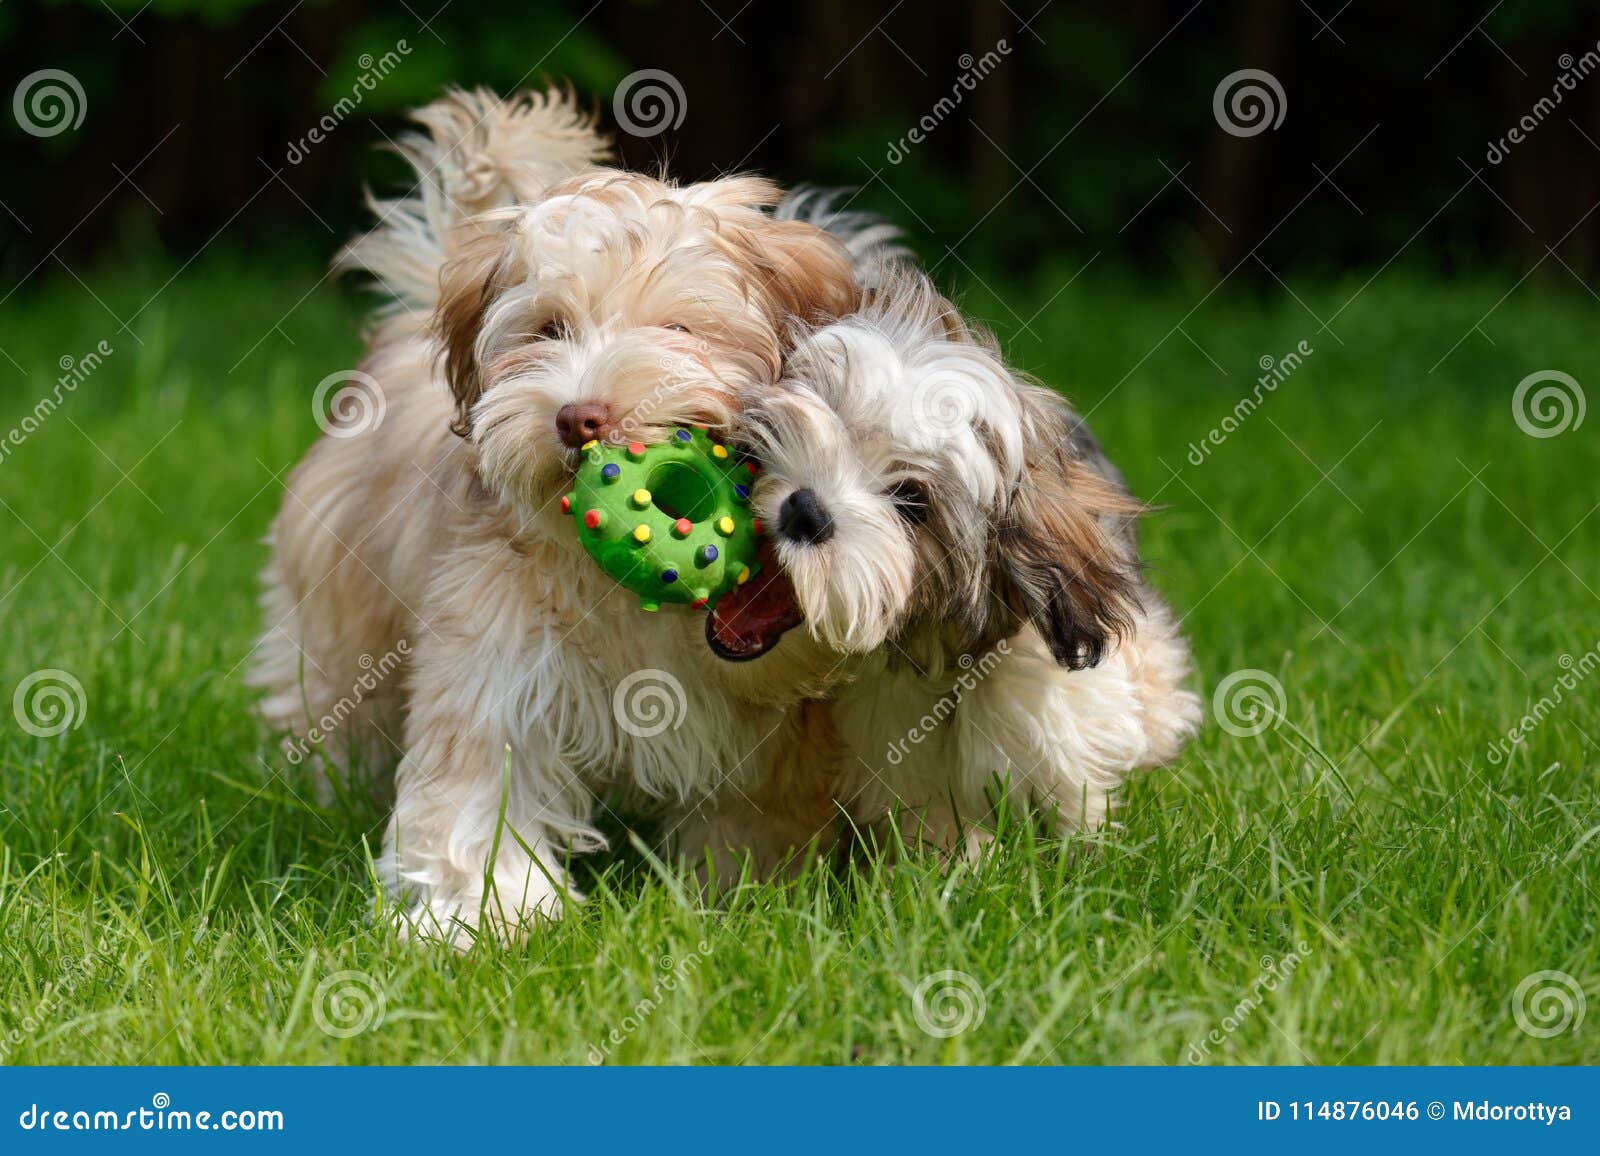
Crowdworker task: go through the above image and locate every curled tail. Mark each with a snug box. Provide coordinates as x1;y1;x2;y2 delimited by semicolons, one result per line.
336;87;611;311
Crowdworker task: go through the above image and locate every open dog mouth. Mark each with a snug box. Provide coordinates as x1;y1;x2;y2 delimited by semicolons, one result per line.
706;540;804;662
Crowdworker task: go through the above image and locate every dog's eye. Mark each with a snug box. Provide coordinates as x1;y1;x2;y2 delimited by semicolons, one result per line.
888;479;930;525
661;323;690;334
536;317;566;341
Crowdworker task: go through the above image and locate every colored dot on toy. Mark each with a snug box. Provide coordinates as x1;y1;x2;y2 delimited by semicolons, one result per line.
752;518;764;536
560;495;572;514
711;444;729;460
581;439;599;452
737;567;750;585
641;600;660;612
745;461;759;475
734;484;750;501
565;427;762;613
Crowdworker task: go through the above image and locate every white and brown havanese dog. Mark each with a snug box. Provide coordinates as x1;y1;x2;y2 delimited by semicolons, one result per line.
720;264;1202;856
250;89;860;946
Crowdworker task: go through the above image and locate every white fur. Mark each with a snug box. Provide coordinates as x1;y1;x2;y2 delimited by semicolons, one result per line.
741;267;1203;845
250;90;857;949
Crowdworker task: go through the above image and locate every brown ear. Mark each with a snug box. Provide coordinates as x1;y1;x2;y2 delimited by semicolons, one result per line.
992;391;1144;669
434;232;520;437
680;175;859;335
752;219;860;325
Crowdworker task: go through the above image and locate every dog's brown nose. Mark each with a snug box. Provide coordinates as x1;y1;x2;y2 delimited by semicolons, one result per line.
555;402;611;448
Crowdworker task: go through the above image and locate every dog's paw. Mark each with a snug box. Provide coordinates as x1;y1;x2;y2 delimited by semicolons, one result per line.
390;879;572;951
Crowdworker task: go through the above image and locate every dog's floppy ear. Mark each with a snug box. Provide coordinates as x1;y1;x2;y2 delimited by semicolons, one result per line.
991;388;1143;669
686;176;859;333
435;229;523;437
748;218;861;327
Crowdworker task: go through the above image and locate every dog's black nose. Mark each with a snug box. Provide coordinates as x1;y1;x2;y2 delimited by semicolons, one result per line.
778;488;835;545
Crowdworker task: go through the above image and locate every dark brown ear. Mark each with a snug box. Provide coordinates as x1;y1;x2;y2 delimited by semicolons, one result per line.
992;391;1144;669
435;232;521;437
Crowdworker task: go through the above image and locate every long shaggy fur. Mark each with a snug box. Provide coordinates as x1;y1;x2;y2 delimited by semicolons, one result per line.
250;89;859;948
736;264;1202;842
337;87;611;311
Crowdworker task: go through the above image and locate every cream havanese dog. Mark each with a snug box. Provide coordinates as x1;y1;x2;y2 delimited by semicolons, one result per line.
250;90;860;946
723;264;1202;854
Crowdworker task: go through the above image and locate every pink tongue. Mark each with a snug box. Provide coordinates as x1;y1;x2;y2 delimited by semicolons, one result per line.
706;543;803;661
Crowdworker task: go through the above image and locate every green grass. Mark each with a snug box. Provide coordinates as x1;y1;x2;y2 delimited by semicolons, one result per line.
1;257;1596;1065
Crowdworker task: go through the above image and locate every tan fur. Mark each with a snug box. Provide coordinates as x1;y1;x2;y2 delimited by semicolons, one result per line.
665;699;845;883
251;91;860;948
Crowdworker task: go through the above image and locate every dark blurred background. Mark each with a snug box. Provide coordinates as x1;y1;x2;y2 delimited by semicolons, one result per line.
4;0;1600;285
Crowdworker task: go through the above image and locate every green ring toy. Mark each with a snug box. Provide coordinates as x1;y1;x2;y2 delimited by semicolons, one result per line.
563;427;764;612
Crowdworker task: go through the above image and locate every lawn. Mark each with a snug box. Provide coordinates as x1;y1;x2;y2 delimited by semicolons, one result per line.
0;257;1596;1065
